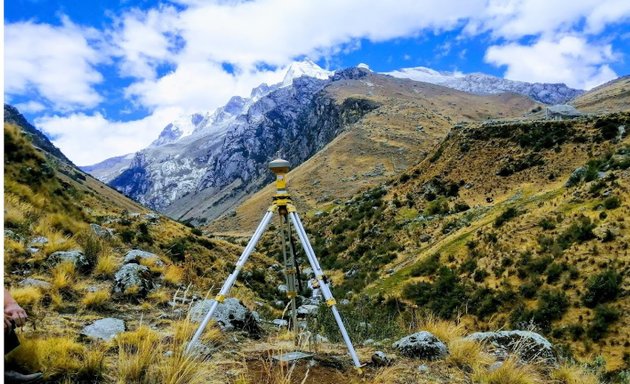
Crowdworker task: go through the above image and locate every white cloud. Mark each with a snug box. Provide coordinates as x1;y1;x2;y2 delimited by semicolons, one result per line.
15;101;46;114
110;6;180;79
465;0;630;39
5;18;106;110
6;0;630;164
485;35;618;89
35;107;184;166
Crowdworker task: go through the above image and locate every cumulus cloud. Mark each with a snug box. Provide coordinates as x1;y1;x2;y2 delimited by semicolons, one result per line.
5;18;106;110
6;0;630;164
35;107;185;166
485;35;618;89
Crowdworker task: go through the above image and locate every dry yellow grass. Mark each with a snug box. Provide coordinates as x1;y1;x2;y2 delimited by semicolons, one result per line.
172;318;222;345
81;290;110;310
41;230;79;255
5;336;105;381
9;286;44;309
93;251;119;279
416;314;465;344
51;262;77;292
473;357;541;384
115;326;161;382
550;363;599;384
139;257;165;273
448;338;494;371
163;265;184;286
4;193;36;228
147;288;171;306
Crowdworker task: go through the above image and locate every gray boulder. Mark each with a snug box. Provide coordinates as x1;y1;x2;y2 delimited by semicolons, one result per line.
296;304;319;318
272;319;288;327
392;331;448;360
81;318;125;341
49;250;91;271
28;236;48;248
19;278;52;290
90;223;114;239
190;298;262;338
113;263;154;297
371;351;391;367
465;330;556;364
123;249;163;266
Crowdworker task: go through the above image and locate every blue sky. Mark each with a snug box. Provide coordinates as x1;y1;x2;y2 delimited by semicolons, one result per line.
5;0;630;165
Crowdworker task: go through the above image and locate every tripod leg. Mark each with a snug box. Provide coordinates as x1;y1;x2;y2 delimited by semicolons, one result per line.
288;212;362;368
279;215;298;340
187;210;274;353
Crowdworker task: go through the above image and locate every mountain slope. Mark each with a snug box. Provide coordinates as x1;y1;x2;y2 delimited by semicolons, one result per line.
571;76;630;113
386;66;584;104
267;111;629;371
209;68;538;234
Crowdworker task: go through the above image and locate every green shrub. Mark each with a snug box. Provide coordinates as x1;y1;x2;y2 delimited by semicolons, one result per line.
587;305;620;340
410;253;441;277
402;267;467;319
532;289;569;331
425;197;449;216
556;215;595;249
539;217;556;230
582;270;622;308
494;207;519;227
545;263;564;283
603;195;621;209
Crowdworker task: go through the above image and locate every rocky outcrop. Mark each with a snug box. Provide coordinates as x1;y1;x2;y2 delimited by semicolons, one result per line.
81;318;125;341
123;249;162;265
190;298;262;338
90;223;114;239
466;330;556;364
392;331;448;360
48;250;91;271
113;263;154;298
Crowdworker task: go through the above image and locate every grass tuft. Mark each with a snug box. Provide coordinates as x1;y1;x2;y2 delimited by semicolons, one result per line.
473;357;541;384
81;290;110;310
550;363;599;384
163;265;184;286
9;286;44;310
93;250;119;279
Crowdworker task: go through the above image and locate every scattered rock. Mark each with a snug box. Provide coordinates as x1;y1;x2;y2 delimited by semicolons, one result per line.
371;351;391;367
273;300;285;308
81;318;125;341
19;278;52;290
417;364;429;373
113;263;154;297
143;213;160;222
466;330;556;364
28;236;48;247
48;250;91;271
296;304;319;318
313;334;329;343
123;249;163;266
90;223;114;239
277;284;288;293
489;361;503;372
272;319;288;327
190;298;262;338
4;230;23;242
392;331;448;360
340;299;350;305
418;234;432;243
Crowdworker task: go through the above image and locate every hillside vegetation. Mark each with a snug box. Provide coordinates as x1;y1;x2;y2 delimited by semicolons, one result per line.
252;112;630;376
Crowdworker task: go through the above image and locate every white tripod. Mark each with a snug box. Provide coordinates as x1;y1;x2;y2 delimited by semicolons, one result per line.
187;158;362;370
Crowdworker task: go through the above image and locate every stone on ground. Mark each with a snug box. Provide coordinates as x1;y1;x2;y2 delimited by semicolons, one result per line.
81;318;125;341
113;263;154;297
392;331;448;360
465;330;556;364
190;298;262;338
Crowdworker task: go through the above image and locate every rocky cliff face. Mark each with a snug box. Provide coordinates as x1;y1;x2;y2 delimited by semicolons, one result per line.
109;69;379;223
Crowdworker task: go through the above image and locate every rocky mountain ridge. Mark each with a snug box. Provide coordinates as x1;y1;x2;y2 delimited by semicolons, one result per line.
386;66;584;104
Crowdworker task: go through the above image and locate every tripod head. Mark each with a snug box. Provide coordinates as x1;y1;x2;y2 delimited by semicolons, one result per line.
269;158;290;196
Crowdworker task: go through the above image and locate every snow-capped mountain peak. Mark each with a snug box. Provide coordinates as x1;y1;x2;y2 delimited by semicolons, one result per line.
150;113;205;147
282;59;332;87
385;66;583;104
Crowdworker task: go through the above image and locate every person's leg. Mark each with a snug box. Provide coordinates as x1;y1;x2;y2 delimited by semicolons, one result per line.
4;324;21;355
